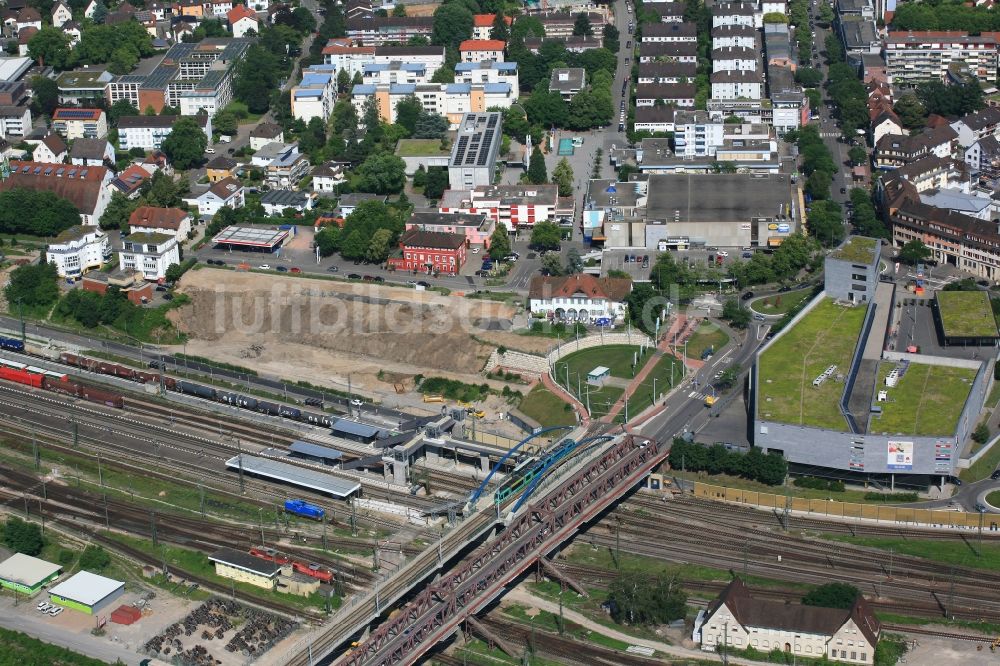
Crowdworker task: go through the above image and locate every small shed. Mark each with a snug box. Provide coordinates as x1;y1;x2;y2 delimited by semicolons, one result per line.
587;366;610;386
111;605;141;625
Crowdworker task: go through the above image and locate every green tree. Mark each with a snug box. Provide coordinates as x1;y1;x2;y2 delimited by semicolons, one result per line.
141;170;186;208
973;422;991;445
805;169;832;200
802;583;860;610
392;3;406;16
27;27;72;69
795;67;823;88
414;113;449;139
807;199;845;247
357;152;406;194
213;110;239;136
0;189;80;236
394;95;423;135
164;263;184;284
337;68;352;94
79;545;111;571
4;262;59;310
893;93;927;130
607;572;687;626
423;167;450;199
161;116;208;170
551;157;574;196
2;517;44;556
565;246;583;274
341;229;368;260
30;75;58;116
314;226;342;257
233;44;282;114
487;225;511;260
721;298;750;329
531;221;561;251
848;145;868;166
366;227;393;263
762;11;787;23
99;191;135;231
917;80;984;118
491;13;510;42
899;239;932;265
603;24;620;51
541;253;563;276
716;367;740;391
432;3;474;50
817;2;834;23
527;146;548;184
572;12;593;36
108;99;139;126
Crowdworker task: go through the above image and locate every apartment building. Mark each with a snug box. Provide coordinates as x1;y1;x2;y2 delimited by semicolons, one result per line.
352;82;516;128
363;62;430;86
0;104;30;136
641;22;697;43
119;232;180;281
291;65;337;122
950;107;1000;148
45;225;111;278
637;61;697;84
117;115;211;151
635;83;697;107
265;144;310;190
711;69;764;100
549;68;586;101
472;13;510;40
712;24;757;49
386;228;467;276
128;206;192;243
884;31;999;87
439;184;562;231
638;41;698;63
51;108;107;140
322;42;445;79
104;38;250;115
0;161;111;224
345;16;434;47
712;46;759;72
454;61;519;89
459;40;506;63
712;1;756;29
875;125;957;168
537;11;606;39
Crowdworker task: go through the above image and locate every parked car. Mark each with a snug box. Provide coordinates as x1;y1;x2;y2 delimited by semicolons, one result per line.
417;280;431;288
717;250;729;257
327;266;339;272
276;266;289;272
258;264;271;270
362;275;375;282
741;251;753;259
36;601;49;611
155;285;167;292
372;276;384;283
49;607;63;617
350;398;363;407
348;273;362;280
163;293;173;301
290;267;301;273
476;269;491;277
472;247;480;254
741;291;755;300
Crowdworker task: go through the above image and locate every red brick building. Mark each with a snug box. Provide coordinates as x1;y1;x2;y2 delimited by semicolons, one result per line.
387;228;467;276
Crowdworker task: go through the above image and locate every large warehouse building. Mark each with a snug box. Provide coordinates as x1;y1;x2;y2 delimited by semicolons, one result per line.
49;571;125;614
0;553;61;595
750;237;993;486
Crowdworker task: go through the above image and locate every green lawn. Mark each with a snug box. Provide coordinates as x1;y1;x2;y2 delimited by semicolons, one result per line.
556;344;643;380
987;491;1000;507
831;236;878;264
961;439;1000;482
937;290;998;338
682;321;730;359
395;138;450;156
627;354;682;415
757;298;867;429
518;384;576;428
870;362;976;436
0;626;112;665
750;288;813;316
823;535;1000;571
581;385;624;420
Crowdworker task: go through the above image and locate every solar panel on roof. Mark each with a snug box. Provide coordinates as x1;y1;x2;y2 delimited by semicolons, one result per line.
56;110;98;119
487;114;498;128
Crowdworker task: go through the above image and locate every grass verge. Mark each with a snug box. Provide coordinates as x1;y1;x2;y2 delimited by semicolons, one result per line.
822;534;1000;571
682;321;730;359
517;384;575;428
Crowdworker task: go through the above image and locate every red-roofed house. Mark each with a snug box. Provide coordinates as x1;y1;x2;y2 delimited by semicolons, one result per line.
128;206;192;242
472;14;510;40
322;38;376;77
387;228;467;276
227;4;258;38
0;161;112;225
52;108;107;140
528;274;633;322
110;164;151;199
459;39;505;63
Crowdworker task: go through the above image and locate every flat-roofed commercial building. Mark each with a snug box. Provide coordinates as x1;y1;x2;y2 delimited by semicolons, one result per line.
0;553;61;595
48;571;125;614
448;112;502;189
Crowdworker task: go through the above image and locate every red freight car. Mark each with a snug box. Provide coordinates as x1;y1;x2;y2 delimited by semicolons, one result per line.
41;376;125;408
292;561;333;583
0;365;44;388
249;547;292;565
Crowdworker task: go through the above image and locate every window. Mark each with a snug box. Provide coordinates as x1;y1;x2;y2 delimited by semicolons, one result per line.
851;652;857;660
861;653;866;661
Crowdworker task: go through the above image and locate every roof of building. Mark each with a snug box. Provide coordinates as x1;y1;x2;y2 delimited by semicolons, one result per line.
877;125;957;156
374;45;444;57
206;177;243;200
711;45;759;60
449;112;502;169
841;18;879;49
226;453;360;497
707;578;880;645
711;23;757;38
227;4;256;23
644;22;697;38
0;161;107;214
69;138;110;161
53;224;103;243
250;122;283;139
635;83;698;99
340;192;387;207
49;571;124;606
954;106;1000;132
639;41;698;57
125;231;173;245
529;274;633;302
459;39;506;51
885;30;1000;45
289;440;343;460
0;553;61;587
208;548;281;577
260;189;310;207
399;227;466;250
345;15;434;29
110;163;150;194
634;106;676;124
118;114;207;129
638;61;697;79
831;236;879;264
646;173;793;222
409;211;489;229
52;108;104;121
41;133;67;156
549;67;586;92
128;206;188;231
206;155;239;170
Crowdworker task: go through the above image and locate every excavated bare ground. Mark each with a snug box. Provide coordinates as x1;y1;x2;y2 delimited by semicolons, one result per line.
167;269;517;393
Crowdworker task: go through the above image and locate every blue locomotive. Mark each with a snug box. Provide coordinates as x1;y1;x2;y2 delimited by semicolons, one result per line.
0;337;25;353
284;499;325;520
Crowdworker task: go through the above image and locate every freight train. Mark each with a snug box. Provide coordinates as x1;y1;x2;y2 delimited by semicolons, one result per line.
0;356;125;408
246;547;334;583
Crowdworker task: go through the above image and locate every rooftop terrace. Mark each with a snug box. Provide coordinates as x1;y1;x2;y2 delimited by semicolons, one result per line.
757;298;868;430
936;290;999;339
831;236;878;264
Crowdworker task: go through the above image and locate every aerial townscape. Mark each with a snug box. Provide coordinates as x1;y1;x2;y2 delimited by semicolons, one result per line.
5;0;1000;663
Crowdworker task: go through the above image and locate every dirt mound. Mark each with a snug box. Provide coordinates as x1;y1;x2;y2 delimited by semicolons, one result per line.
170;270;516;380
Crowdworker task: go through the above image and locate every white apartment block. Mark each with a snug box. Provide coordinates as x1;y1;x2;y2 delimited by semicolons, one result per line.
0;104;31;136
438;184;561;231
884;31;999;87
46;225;111;278
454;61;519;89
119;232;180;282
712;47;759;72
117;115;212;151
291;66;337;122
711;70;764;100
362;62;431;86
459;40;506;63
322;42;445;78
51;108;107;140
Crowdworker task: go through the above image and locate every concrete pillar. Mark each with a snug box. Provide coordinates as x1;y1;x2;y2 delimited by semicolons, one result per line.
393;458;408;486
480;454;490;473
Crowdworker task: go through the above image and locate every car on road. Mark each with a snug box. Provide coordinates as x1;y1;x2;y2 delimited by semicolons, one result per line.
741;291;754;300
258;264;271;270
718;250;729;257
619;123;625;132
976;502;988;513
417;280;430;288
205;147;215;154
991;469;1000;480
348;273;362;280
276;266;288;272
472;247;480;254
505;254;518;262
626;40;631;48
327;265;339;272
754;313;765;321
840;187;847;194
350;398;363;407
362;275;375;281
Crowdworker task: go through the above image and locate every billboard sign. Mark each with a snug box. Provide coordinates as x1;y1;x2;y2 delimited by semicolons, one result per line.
777;223;791;233
887;440;913;470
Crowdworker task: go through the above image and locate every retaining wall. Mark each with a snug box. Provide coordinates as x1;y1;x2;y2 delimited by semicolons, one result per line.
546;330;655;366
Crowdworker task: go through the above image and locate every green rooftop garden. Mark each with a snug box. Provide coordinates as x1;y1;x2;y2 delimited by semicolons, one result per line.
936;290;999;339
831;236;878;264
757;298;868;430
870;361;977;436
395;139;451;157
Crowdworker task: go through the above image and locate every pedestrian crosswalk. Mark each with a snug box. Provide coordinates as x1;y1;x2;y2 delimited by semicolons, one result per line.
687;390;710;400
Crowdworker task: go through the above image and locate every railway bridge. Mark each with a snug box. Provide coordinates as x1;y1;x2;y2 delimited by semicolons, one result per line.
283;431;665;666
